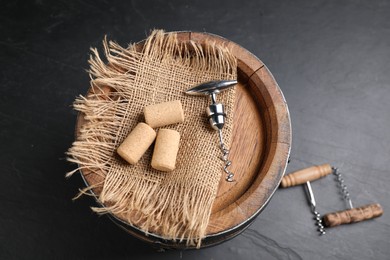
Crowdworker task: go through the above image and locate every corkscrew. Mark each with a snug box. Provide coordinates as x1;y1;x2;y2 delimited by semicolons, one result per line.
185;80;237;182
332;167;353;209
322;168;383;227
305;181;326;235
280;164;383;234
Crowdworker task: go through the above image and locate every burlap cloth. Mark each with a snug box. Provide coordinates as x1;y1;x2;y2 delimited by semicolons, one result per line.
67;30;237;247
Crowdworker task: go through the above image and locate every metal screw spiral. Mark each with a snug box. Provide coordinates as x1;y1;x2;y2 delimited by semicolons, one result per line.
218;129;234;182
311;206;326;235
306;181;326;235
332;167;353;209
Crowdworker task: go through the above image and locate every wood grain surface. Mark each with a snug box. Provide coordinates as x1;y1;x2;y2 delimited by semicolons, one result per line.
323;203;384;228
280;164;333;188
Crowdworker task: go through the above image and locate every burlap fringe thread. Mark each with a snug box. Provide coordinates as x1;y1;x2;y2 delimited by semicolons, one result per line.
67;30;237;247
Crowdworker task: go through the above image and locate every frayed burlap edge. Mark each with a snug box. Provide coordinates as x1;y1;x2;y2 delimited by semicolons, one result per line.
67;30;237;248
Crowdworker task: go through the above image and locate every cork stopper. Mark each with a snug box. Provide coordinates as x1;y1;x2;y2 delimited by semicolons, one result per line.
151;129;180;172
117;123;156;164
144;100;185;128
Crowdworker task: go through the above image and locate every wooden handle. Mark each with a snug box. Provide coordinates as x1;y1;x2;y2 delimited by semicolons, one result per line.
280;164;332;188
323;203;383;227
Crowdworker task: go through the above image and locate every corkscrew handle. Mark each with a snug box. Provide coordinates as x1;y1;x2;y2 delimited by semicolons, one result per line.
323;203;383;227
281;164;333;188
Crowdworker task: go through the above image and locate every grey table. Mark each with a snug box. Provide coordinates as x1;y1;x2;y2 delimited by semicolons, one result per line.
1;1;389;259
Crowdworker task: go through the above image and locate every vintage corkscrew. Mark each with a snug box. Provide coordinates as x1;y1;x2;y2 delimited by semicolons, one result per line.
185;80;237;182
322;167;383;228
280;164;383;235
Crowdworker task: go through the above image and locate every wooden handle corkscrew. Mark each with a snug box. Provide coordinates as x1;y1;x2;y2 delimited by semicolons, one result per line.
281;164;333;188
323;203;383;227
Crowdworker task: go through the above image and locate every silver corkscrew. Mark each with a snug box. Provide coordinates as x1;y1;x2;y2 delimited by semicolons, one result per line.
280;164;332;235
281;164;383;234
185;80;237;182
305;181;326;235
332;167;353;209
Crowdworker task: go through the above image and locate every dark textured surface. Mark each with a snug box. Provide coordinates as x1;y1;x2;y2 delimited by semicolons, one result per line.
1;1;389;259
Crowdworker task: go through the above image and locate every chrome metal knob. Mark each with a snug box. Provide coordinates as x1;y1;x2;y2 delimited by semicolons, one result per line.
207;103;226;130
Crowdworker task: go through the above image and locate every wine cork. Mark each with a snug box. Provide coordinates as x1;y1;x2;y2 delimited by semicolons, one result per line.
144;100;184;128
151;129;180;172
117;123;156;164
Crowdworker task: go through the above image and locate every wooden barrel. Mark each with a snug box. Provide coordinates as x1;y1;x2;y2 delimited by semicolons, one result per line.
75;31;291;249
